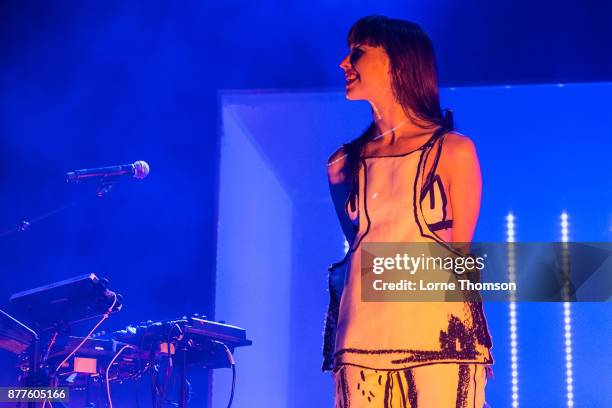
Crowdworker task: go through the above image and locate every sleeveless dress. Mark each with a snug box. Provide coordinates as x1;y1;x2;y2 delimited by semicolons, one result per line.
322;128;493;372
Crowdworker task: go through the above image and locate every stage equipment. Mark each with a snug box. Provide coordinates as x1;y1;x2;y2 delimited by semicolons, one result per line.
41;315;251;407
5;276;251;407
10;273;122;331
0;309;38;355
3;274;122;407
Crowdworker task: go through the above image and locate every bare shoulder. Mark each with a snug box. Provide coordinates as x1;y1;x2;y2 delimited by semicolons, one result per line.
436;132;480;180
327;145;350;184
442;131;478;160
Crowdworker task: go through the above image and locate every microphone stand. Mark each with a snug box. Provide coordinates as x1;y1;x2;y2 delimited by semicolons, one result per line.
96;176;119;198
0;177;118;239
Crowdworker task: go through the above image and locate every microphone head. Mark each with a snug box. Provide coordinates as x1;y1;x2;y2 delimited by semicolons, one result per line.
133;160;150;180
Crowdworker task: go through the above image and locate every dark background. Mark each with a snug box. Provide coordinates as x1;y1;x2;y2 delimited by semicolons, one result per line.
0;0;610;405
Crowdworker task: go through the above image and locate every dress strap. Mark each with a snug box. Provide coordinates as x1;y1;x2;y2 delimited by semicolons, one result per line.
421;127;449;195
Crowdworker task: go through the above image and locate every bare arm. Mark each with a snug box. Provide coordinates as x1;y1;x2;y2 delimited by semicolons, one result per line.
327;147;358;244
445;134;482;243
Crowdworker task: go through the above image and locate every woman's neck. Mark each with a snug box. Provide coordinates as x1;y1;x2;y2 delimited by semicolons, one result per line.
370;102;429;141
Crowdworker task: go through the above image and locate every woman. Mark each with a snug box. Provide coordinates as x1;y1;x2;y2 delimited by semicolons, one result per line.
323;16;493;407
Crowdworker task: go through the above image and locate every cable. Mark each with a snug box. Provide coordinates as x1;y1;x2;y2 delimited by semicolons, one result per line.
43;331;59;363
52;293;118;380
44;292;119;408
161;323;182;403
40;331;59;408
43;294;117;408
150;356;160;408
212;340;236;408
228;362;236;408
106;344;133;408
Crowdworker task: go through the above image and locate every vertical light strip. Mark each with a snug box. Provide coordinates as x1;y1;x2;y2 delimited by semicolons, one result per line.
560;212;574;407
506;212;519;408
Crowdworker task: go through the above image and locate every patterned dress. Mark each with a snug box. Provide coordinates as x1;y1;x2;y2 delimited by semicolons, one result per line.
323;127;493;405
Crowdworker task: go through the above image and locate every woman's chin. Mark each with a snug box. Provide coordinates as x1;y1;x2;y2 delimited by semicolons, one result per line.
344;88;364;101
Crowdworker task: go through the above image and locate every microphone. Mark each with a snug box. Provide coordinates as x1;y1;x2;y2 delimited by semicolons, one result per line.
66;160;150;183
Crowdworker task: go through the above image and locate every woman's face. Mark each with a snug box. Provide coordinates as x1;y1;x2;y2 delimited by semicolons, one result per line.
339;43;393;102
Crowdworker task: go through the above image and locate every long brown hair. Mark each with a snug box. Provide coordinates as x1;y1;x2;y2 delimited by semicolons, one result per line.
348;15;448;127
344;15;454;203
